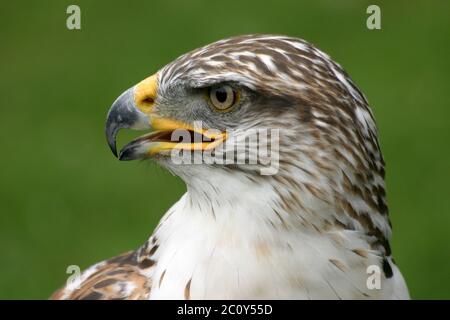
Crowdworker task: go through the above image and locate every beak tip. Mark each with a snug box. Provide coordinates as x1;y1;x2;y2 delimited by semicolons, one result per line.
111;147;118;158
118;146;134;161
106;127;119;158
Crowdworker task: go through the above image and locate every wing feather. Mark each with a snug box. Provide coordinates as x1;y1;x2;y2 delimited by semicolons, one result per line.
51;251;152;300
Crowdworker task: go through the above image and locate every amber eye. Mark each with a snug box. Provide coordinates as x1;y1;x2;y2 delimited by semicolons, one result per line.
209;85;237;111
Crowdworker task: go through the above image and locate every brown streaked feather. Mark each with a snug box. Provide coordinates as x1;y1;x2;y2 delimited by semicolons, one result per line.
51;251;152;300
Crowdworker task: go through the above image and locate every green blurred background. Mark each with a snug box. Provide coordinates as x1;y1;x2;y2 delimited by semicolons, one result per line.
0;0;449;299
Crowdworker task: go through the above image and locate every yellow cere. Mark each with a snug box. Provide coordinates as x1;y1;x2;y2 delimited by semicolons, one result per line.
134;74;158;114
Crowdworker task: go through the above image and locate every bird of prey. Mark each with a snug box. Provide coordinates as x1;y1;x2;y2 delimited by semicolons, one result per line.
52;34;409;299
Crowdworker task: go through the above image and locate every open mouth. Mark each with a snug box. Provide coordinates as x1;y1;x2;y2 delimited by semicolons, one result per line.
118;123;227;161
105;89;228;161
105;82;228;161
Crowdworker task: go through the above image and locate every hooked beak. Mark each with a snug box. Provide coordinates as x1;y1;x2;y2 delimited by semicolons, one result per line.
105;74;227;161
105;87;150;157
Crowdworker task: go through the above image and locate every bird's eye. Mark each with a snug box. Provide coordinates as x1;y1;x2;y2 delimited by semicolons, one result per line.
209;85;237;111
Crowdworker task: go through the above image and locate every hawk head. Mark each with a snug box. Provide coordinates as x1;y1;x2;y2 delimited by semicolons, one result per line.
105;34;391;257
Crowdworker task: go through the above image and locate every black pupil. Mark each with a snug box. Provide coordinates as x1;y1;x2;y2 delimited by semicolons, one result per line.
215;88;228;103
